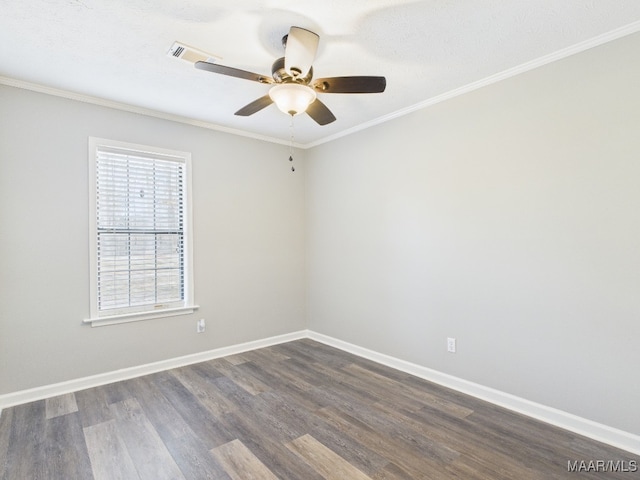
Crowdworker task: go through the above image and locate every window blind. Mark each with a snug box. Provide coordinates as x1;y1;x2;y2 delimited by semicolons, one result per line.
95;147;186;315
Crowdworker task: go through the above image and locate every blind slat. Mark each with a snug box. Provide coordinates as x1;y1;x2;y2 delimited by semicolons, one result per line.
95;146;186;313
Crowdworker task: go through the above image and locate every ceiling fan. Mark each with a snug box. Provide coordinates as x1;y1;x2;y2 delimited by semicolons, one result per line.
194;26;386;126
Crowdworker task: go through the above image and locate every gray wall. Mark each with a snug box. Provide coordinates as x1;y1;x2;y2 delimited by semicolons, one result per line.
306;32;640;434
0;86;306;394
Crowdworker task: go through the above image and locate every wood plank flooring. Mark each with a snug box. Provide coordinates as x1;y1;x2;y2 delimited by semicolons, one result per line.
0;339;638;479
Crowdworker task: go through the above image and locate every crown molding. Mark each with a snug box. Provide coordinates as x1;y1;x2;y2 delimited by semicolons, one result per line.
304;20;640;149
2;20;640;150
0;75;299;148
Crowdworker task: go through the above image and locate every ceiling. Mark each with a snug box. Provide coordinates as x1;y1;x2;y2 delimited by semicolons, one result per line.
2;1;640;146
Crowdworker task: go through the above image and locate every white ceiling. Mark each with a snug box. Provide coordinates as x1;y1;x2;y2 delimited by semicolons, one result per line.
2;1;640;146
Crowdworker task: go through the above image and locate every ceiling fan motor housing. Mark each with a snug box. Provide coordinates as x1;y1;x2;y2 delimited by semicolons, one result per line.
272;57;313;84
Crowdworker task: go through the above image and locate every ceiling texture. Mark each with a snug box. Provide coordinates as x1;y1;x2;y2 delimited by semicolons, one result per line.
2;1;640;146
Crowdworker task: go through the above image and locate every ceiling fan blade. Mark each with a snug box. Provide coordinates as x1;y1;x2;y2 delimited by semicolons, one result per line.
284;26;319;78
306;98;336;126
312;76;386;94
235;95;274;116
195;61;273;84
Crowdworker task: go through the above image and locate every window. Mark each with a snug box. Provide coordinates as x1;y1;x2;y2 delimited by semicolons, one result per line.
87;138;196;326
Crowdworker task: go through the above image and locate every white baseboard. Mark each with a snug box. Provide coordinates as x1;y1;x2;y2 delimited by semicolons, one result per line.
1;328;638;456
0;330;307;411
307;331;640;456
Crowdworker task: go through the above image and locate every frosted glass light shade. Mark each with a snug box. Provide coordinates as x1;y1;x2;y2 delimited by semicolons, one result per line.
268;83;317;116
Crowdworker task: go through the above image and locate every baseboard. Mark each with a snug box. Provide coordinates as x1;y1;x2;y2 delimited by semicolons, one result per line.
307;331;640;456
2;328;638;456
0;330;307;411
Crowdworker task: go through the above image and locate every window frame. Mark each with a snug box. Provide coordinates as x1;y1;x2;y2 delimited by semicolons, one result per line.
86;137;197;327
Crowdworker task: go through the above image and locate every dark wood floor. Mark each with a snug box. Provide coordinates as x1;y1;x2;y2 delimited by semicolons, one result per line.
0;339;637;479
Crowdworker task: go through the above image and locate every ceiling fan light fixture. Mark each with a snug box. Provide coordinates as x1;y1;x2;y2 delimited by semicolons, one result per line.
268;83;316;116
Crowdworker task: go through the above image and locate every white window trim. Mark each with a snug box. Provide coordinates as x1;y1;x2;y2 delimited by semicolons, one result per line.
85;137;197;327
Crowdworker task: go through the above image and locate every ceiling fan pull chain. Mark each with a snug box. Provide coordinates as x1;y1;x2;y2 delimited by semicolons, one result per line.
289;115;295;172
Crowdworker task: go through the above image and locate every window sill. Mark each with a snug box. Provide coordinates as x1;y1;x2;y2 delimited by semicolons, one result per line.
84;305;200;327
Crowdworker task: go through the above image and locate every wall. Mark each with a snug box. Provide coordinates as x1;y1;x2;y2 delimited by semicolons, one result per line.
0;85;306;394
306;32;640;434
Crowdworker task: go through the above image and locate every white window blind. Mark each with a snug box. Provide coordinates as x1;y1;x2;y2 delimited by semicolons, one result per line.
87;138;196;325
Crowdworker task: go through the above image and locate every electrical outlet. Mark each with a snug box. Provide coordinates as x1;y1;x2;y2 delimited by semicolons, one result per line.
197;318;206;333
447;337;456;353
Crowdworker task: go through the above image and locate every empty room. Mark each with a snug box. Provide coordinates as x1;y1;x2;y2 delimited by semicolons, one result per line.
1;2;639;479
